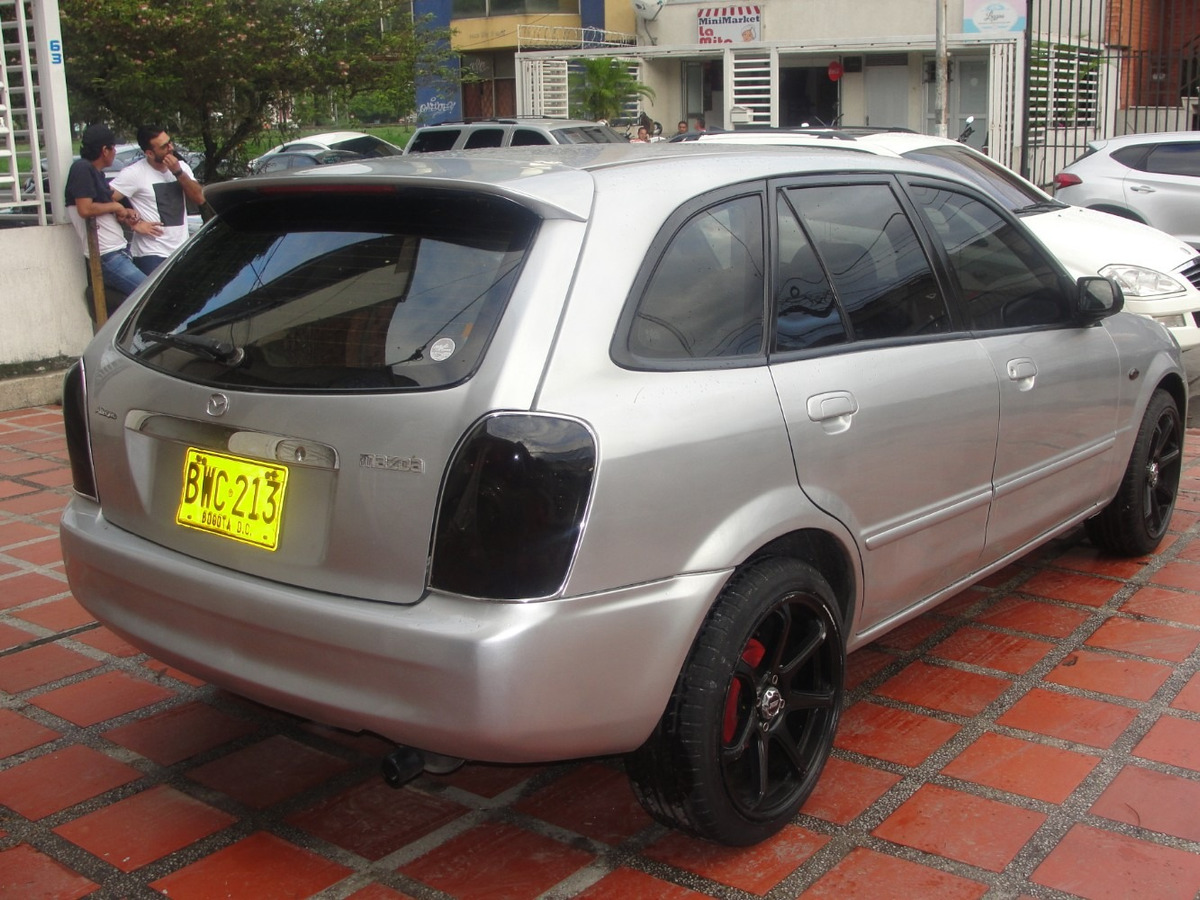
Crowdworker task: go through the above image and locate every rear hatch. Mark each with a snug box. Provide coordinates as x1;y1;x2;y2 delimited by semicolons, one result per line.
84;183;547;605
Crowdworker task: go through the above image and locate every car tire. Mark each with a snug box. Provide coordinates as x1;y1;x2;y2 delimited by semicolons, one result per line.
625;557;844;846
1086;388;1182;556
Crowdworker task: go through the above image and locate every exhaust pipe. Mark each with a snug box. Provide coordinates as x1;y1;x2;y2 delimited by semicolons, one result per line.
381;746;465;788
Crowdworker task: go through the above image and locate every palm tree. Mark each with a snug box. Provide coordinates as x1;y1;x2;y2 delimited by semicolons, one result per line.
569;57;655;123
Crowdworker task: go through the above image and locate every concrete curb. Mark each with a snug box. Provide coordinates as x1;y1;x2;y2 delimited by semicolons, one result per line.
0;370;67;412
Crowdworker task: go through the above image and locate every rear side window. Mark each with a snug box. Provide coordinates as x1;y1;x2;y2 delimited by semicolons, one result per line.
120;190;540;392
909;184;1068;330
408;130;460;153
624;194;765;362
464;128;505;149
511;129;552;146
782;183;950;341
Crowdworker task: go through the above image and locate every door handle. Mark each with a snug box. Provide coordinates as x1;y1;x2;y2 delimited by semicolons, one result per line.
1007;357;1037;390
807;391;858;434
1129;184;1156;194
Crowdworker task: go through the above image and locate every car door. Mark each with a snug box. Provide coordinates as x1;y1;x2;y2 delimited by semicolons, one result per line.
906;180;1122;561
768;177;1000;628
1122;141;1200;248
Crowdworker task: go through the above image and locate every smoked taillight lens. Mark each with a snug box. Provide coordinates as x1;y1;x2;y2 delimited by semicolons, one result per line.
430;414;596;600
62;361;98;500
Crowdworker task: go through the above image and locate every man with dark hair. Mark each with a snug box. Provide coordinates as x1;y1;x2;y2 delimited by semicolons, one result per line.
111;124;205;274
64;123;146;304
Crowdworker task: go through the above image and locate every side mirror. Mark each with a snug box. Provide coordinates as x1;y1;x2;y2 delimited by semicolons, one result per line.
1076;276;1123;323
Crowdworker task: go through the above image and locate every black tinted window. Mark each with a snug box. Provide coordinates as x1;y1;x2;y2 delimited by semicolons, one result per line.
627;194;764;361
409;130;459;153
1144;143;1200;177
511;129;552;146
121;190;539;391
784;184;951;341
774;193;846;351
464;128;505;149
911;185;1067;330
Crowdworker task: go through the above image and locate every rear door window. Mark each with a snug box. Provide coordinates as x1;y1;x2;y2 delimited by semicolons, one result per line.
408;130;460;153
1143;143;1200;177
120;189;540;391
511;129;552;146
780;182;951;342
464;128;505;149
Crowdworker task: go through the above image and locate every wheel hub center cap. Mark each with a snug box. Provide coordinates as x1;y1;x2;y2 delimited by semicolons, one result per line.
1147;462;1159;489
759;685;785;721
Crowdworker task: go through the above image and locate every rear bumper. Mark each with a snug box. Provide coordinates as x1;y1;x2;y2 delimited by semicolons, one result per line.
61;498;725;763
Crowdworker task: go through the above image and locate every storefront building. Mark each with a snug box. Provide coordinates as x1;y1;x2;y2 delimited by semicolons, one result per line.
416;0;1198;182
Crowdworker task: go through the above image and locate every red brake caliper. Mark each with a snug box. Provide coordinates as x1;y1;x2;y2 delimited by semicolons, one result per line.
723;638;766;744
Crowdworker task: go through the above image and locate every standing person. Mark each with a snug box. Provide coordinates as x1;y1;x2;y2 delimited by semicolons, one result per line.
64;123;146;304
692;116;707;133
632;125;650;143
677;120;688;135
111;125;205;275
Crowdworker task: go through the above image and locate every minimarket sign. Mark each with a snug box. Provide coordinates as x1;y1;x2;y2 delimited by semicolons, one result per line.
697;6;762;43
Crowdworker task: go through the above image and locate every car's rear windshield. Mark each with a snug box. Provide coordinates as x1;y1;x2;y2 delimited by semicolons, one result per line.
119;189;540;392
901;145;1049;212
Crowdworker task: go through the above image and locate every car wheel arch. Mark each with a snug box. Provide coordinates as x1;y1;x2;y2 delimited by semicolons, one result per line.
745;528;857;633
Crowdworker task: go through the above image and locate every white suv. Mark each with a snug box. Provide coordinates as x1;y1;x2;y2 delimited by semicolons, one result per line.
404;118;626;152
690;130;1200;349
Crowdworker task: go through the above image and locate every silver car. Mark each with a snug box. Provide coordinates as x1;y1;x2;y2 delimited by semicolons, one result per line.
1054;131;1200;250
61;144;1185;846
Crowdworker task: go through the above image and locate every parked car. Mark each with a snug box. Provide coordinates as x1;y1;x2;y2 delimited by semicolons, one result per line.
61;143;1184;847
691;129;1200;349
252;149;363;175
1054;132;1200;250
404;118;626;153
248;131;402;173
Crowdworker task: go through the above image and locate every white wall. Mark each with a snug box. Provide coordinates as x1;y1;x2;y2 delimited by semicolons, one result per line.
0;224;93;367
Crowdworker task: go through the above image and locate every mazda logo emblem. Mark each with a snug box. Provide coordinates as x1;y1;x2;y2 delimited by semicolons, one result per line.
206;393;230;417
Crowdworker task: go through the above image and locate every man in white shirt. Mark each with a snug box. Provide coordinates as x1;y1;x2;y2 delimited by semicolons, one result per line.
111;124;205;275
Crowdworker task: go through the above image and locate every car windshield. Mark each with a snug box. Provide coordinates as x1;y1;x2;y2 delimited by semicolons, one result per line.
900;145;1060;213
119;189;540;392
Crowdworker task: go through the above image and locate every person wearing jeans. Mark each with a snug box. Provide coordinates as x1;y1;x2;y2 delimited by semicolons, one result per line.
64;123;146;313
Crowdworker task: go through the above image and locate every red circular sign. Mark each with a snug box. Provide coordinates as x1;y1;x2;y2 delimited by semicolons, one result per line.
827;61;844;82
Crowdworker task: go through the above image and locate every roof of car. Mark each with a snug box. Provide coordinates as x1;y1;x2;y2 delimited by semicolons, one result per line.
1089;131;1200;148
415;118;609;130
207;142;970;223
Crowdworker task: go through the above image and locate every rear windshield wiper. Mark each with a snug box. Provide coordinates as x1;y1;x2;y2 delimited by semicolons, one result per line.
140;330;245;365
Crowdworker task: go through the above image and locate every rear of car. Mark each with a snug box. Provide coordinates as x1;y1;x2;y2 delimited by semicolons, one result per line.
1054;133;1200;250
59;145;1185;847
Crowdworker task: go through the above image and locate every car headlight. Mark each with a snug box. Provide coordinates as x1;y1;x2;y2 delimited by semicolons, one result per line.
1099;264;1185;298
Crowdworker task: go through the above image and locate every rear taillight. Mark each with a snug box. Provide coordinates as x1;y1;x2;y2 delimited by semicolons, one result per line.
62;361;98;500
1053;172;1082;191
430;414;596;600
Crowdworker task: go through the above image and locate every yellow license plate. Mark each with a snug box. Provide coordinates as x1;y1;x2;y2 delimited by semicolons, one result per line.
176;448;288;550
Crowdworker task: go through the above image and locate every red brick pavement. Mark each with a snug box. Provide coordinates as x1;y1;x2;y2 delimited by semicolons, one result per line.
1;405;1199;898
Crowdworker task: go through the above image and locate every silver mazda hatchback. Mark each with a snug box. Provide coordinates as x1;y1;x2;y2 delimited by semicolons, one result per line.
61;143;1185;846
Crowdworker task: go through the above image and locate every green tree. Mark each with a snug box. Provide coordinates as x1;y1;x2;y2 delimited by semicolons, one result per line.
569;57;655;123
59;0;457;180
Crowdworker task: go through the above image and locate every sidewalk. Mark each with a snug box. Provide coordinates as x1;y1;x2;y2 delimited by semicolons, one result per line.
2;403;1199;899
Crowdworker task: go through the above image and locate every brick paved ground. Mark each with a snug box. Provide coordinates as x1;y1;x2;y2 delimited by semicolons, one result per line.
2;404;1200;899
